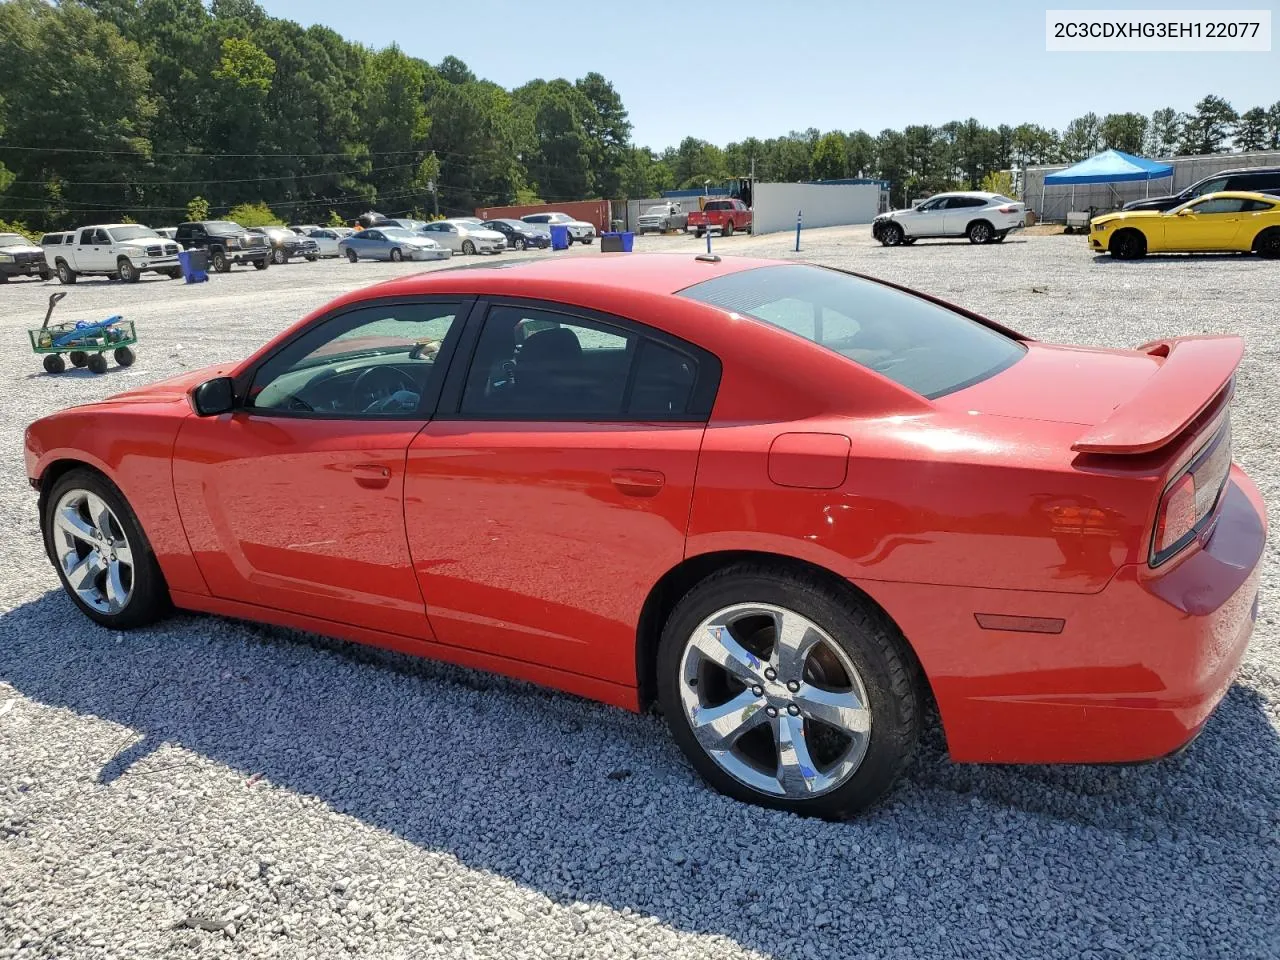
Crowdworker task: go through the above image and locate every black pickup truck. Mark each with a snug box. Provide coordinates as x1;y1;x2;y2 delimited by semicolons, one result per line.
174;221;271;272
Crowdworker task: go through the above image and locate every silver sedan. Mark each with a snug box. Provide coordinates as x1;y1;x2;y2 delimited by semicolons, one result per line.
338;227;452;263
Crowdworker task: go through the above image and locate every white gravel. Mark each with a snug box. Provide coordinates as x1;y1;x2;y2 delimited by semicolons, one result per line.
1;231;1277;959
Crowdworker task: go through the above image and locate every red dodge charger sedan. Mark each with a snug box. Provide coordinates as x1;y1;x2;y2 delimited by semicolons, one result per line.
24;254;1265;818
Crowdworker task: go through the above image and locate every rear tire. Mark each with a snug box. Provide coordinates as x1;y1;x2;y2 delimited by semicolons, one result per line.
86;353;108;375
43;354;66;374
69;351;88;368
723;220;735;237
1254;228;1280;259
656;564;922;820
41;468;170;630
165;268;183;279
40;270;51;281
253;257;269;271
114;346;135;367
271;248;287;265
967;220;994;244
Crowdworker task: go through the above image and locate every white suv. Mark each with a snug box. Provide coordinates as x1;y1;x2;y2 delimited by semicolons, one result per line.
872;192;1025;246
521;212;596;244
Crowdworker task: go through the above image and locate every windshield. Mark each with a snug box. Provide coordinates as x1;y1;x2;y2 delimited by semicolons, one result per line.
0;233;29;248
109;225;160;242
680;264;1025;399
203;221;244;234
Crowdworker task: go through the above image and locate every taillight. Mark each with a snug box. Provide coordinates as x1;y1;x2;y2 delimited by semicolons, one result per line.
1150;422;1233;566
998;204;1020;213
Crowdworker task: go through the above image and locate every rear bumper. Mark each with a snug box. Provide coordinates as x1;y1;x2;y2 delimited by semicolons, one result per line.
860;465;1266;764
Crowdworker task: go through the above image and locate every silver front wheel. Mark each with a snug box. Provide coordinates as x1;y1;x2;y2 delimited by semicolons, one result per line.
51;488;134;614
678;602;871;798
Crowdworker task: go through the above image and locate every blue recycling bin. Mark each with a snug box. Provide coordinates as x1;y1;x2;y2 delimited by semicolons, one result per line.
178;249;209;283
599;231;635;253
549;225;570;251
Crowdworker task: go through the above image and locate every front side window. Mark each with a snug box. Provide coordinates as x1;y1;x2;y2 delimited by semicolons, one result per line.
1187;197;1248;214
459;306;716;420
248;302;462;417
680;264;1025;400
1188;177;1229;198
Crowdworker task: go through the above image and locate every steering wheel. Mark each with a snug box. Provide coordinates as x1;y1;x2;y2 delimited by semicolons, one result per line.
351;365;419;412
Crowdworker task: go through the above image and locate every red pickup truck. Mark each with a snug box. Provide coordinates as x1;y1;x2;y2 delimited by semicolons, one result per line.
687;198;752;237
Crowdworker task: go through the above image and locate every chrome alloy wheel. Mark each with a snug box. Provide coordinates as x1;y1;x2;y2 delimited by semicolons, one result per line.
678;603;871;798
51;489;134;614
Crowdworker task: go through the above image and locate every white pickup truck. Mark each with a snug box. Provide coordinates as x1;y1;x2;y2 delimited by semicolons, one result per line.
44;224;183;284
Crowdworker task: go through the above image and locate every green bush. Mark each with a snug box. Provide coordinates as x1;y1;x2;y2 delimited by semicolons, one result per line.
227;202;283;227
980;170;1016;198
0;218;34;241
187;196;210;221
326;209;346;227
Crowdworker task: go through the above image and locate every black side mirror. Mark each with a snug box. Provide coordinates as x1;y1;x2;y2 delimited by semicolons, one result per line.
191;377;236;416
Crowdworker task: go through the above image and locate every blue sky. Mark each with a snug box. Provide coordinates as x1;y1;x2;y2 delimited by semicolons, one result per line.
258;0;1277;149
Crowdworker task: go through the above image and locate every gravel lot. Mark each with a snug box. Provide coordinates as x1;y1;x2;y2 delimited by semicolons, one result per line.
1;230;1277;960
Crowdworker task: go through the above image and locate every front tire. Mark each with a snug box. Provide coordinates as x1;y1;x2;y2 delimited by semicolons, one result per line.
390;247;403;262
1110;229;1147;259
879;223;904;246
117;258;139;283
56;260;77;284
86;353;108;374
656;565;922;819
43;354;66;374
253;257;269;271
514;238;526;251
346;248;359;263
462;240;476;255
69;351;88;368
42;468;170;629
211;249;231;273
114;346;135;367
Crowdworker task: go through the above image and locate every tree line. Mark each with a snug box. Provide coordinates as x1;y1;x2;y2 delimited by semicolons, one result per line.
1;0;1278;233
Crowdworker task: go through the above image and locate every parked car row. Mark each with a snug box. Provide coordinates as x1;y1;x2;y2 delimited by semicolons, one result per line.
4;210;605;286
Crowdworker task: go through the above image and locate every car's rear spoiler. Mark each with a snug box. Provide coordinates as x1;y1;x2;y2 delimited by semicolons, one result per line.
1071;335;1243;455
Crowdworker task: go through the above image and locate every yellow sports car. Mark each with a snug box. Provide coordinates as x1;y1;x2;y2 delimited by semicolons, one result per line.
1090;190;1280;259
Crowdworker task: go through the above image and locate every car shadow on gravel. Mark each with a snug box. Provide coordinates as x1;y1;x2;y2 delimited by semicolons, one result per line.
2;592;1278;958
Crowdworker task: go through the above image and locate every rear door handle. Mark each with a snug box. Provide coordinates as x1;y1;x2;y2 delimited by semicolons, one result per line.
611;468;665;497
353;463;391;489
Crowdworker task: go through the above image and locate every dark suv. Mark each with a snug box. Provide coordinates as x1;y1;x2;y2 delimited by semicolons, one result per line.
1122;167;1280;212
174;221;271;272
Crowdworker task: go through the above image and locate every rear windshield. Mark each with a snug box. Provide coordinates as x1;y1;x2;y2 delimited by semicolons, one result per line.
679;264;1025;399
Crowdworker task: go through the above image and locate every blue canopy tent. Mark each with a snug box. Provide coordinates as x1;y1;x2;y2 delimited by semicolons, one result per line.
1040;149;1174;217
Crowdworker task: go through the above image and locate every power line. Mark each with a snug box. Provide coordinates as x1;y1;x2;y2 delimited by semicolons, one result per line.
3;162;419;187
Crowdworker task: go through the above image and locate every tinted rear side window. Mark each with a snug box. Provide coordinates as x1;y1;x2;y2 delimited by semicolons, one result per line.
679;264;1025;399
